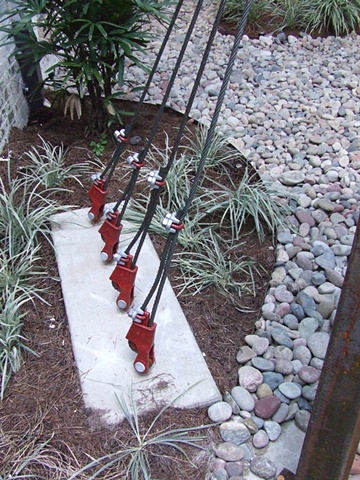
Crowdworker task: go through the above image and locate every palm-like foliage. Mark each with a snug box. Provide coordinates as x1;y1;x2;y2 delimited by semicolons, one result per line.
0;0;171;131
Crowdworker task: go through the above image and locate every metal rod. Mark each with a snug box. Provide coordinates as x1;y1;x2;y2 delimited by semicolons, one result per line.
294;218;360;480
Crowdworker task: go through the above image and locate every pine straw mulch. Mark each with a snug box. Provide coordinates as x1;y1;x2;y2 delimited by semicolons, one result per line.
0;98;275;479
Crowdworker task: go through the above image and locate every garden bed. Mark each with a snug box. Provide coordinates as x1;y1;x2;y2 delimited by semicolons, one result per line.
0;99;276;479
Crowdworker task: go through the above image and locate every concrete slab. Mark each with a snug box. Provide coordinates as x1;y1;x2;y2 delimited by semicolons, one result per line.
51;207;221;424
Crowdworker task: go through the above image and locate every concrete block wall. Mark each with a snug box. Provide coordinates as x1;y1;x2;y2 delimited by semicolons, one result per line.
0;1;29;153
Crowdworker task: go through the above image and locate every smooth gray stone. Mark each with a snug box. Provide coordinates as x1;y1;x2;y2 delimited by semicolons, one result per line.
332;244;352;256
293;345;312;365
272;402;289;424
302;384;318;402
231;386;255;412
252;429;269;449
291;303;305;320
252;356;275;372
278;231;294;244
296;291;317;316
214;442;244;462
275;358;294;375
264;420;282;442
295;410;311;432
270;326;294;348
279;171;305;186
278;381;302;400
312;272;326;285
317;298;335;319
297;396;312;412
315;249;336;269
250;456;277;479
220;421;251;446
307;332;330;359
298;317;319;340
262;372;284;391
208;402;233;422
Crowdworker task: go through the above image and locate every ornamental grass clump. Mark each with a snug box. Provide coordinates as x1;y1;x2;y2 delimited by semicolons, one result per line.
0;143;91;399
220;0;360;36
125;125;291;305
22;137;91;189
302;0;360;36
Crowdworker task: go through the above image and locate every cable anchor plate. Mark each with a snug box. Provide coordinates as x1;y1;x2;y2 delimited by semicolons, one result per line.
98;209;123;263
87;175;108;223
109;253;138;310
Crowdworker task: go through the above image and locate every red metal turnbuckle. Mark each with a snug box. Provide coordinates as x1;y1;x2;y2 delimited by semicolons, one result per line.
87;175;108;223
98;210;122;263
126;307;156;374
109;253;138;310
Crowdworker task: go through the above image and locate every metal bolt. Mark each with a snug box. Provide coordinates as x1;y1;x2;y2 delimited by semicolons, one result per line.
88;212;95;221
117;299;127;310
134;362;146;373
100;251;108;262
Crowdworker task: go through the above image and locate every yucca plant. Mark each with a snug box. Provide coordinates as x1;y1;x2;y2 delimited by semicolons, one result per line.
0;246;48;304
0;155;71;400
69;389;212;480
0;168;68;253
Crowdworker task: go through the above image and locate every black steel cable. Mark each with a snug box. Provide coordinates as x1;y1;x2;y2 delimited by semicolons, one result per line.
110;0;206;225
133;0;206;165
144;0;253;322
124;0;229;265
141;230;180;319
178;0;253;221
100;0;185;186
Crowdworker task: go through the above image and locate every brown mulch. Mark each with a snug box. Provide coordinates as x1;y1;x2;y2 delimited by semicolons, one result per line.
0;95;275;477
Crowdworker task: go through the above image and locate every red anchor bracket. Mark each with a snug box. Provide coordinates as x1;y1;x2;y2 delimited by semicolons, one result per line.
98;210;122;263
109;253;138;310
87;176;108;223
126;307;156;374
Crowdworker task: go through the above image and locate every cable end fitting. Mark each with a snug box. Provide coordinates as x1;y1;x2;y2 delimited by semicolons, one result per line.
162;212;184;234
147;170;166;190
114;129;129;143
126;152;144;169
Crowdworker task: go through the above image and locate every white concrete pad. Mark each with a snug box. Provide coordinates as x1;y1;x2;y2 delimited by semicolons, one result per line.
51;207;221;424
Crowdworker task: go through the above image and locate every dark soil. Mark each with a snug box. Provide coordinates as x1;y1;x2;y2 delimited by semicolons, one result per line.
0;97;274;479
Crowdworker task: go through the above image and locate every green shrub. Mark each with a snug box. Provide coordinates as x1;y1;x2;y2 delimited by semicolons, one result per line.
0;0;171;133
